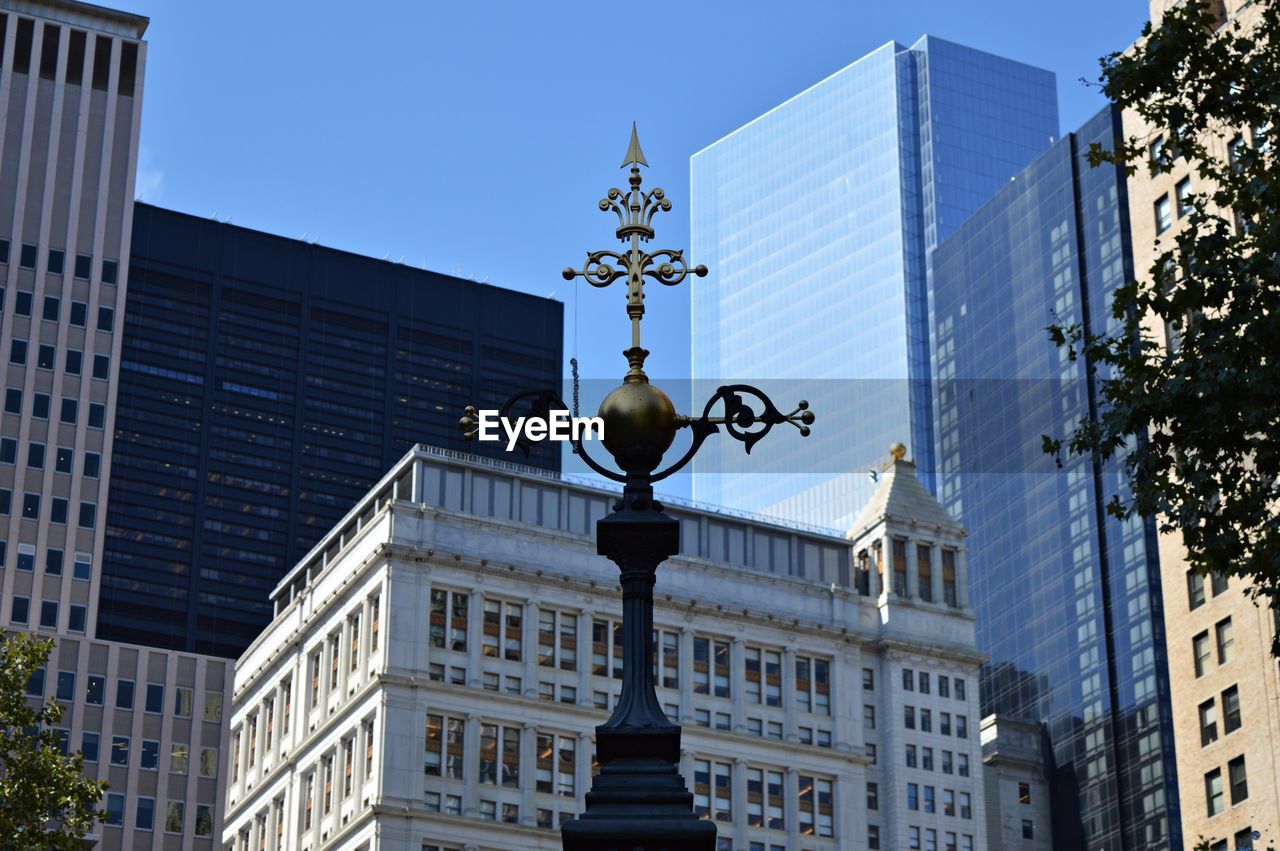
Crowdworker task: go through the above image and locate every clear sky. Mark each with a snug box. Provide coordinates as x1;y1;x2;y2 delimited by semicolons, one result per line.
122;0;1151;497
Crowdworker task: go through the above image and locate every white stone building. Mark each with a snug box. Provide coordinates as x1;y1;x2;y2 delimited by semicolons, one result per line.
981;714;1052;850
1;2;234;848
224;443;988;851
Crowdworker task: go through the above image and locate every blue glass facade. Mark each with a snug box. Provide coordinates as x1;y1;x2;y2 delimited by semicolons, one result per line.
690;36;1057;530
931;107;1182;849
98;204;562;657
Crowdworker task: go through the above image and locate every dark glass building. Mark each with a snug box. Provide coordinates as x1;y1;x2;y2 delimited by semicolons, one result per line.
98;204;562;658
931;108;1182;849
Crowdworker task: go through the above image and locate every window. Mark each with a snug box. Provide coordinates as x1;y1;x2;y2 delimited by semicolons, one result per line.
140;739;159;770
922;747;933;771
693;759;733;822
55;446;72;474
42;294;59;320
97;306;114;331
19;244;37;270
200;747;218;778
135;796;154;831
165;801;184;834
919;672;930;695
64;349;81;375
1228;755;1248;803
0;490;11;518
1206;767;1224;816
1022;819;1035;839
10;338;27;365
1222;685;1241;733
83;452;100;478
17;544;34;571
82;732;99;762
88;402;105;428
78;501;96;529
941;549;958;606
105;794;124;827
864;704;875;730
174;685;193;718
170;743;189;774
1188;570;1206;609
956;715;967;739
110;735;129;766
102;259;118;284
1155;195;1172;233
60;397;77;424
906;744;917;768
1211;572;1229;596
92;353;110;379
958;753;970;777
0;438;13;464
1176;176;1193;216
924;786;935;813
204;691;223;722
1194;630;1211;676
478;723;521;787
863;667;874;690
892;538;908;595
37;344;55;370
1018;782;1031;804
26;442;44;470
907;783;918;810
905;705;915;729
960;791;971;819
921;709;932;733
86;675;104;705
943;788;955;816
869;825;881;849
1200;699;1218;746
903;668;914;691
74;254;91;279
482;598;523;662
23;492;40;519
24;666;43;696
917;544;933;601
69;300;87;326
692;635;730;697
1215;617;1234;664
425;713;466;780
51;498;67;524
0;238;7;264
3;390;18;414
56;671;76;702
145;682;164;713
116;679;135;710
940;712;951;736
68;605;86;633
429;588;469;650
32;393;48;419
15;291;31;315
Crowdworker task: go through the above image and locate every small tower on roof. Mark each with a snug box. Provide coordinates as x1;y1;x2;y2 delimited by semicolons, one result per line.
847;442;970;610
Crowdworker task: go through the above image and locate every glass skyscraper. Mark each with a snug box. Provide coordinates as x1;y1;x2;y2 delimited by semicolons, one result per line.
690;36;1058;531
931;107;1182;849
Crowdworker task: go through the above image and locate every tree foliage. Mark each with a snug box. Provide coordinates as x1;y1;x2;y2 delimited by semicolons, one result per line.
0;630;106;849
1046;0;1280;650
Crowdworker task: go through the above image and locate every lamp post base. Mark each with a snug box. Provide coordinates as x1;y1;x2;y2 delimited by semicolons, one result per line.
560;754;717;851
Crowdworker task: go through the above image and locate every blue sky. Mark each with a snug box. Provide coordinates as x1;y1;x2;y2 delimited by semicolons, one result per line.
123;0;1150;495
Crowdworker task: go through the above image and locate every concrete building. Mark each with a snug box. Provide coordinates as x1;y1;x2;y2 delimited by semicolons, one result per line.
980;715;1052;851
689;35;1059;531
929;107;1182;848
1124;1;1280;848
224;443;988;851
0;2;233;847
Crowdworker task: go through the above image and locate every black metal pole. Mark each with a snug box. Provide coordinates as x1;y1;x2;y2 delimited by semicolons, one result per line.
561;476;716;851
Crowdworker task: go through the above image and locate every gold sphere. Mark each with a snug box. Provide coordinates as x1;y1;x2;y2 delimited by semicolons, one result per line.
598;381;678;456
890;441;907;460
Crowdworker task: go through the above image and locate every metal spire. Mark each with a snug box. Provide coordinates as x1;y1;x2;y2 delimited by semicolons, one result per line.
620;121;648;168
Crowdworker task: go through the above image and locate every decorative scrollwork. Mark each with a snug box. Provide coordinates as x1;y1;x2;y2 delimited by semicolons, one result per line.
642;248;707;287
648;385;814;483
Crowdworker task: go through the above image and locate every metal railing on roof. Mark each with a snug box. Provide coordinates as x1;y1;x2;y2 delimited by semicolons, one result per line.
413;444;846;539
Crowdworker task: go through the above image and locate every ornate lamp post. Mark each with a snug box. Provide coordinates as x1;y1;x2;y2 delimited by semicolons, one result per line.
462;125;813;851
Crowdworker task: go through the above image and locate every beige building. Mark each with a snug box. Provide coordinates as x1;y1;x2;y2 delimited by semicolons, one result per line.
1;2;234;847
224;444;993;851
1124;1;1280;849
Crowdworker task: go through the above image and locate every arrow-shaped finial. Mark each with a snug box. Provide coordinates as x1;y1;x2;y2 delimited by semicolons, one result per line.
621;121;648;169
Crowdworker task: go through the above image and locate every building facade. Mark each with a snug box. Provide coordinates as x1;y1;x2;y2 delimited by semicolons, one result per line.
1124;1;1280;848
0;2;233;847
929;106;1183;849
224;444;988;851
980;715;1053;851
689;35;1058;531
98;204;564;658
